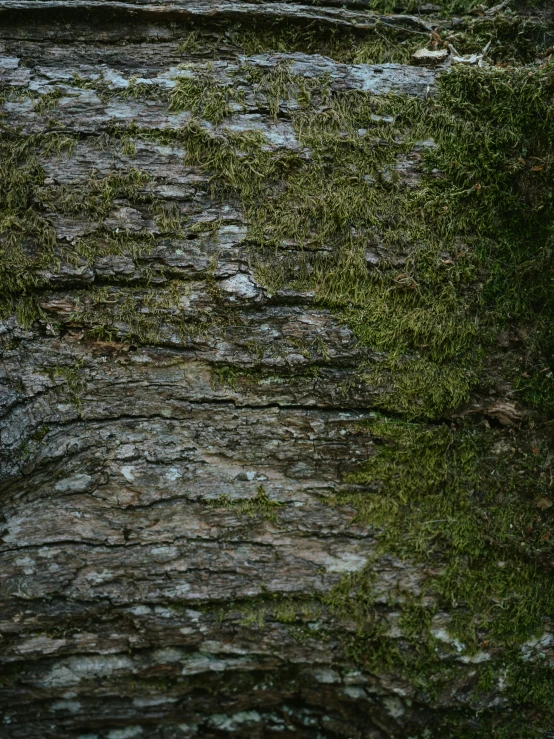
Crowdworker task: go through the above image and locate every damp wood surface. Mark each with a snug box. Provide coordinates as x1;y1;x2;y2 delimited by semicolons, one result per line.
1;1;554;737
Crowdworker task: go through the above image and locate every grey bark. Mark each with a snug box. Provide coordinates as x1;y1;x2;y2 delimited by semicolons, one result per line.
0;3;550;738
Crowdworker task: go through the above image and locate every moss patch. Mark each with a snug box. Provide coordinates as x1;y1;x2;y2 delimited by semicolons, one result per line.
2;9;554;735
145;52;554;736
142;61;554;419
342;417;554;641
174;8;550;67
212;484;284;523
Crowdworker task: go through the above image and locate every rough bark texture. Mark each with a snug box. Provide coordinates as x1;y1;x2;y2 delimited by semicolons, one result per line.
1;2;554;738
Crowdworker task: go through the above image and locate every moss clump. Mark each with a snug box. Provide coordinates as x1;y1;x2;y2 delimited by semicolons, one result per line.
169;71;245;124
212;484;283;523
343;418;554;640
330;415;554;734
0;126;186;331
405;64;554;413
177;22;358;64
318;63;553;417
151;61;553;419
50;359;86;413
174;7;550;67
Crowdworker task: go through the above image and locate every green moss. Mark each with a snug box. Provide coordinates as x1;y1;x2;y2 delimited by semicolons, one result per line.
43;167;152;220
210;363;321;393
150;60;554;419
508;660;554;717
342;417;554;638
2;15;554;734
237;61;324;120
327;415;554;733
178;21;357;63
51;359;85;413
211;364;240;389
169;70;245;123
450;14;550;65
65;282;211;346
308;62;553;733
212;484;283;523
72;231;156;265
407;65;554;412
0;130;64;320
360;353;479;418
172;7;550;67
34;88;65;114
32;425;50;442
0;127;185;328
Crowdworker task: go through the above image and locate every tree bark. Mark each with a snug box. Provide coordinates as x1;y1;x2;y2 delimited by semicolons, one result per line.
1;2;553;737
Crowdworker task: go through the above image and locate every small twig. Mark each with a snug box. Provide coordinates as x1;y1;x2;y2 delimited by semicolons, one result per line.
448;38;492;67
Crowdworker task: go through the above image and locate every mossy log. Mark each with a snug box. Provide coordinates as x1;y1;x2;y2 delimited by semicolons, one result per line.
1;1;554;737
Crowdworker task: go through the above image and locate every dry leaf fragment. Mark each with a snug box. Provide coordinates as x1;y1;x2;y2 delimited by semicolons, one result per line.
536;497;553;511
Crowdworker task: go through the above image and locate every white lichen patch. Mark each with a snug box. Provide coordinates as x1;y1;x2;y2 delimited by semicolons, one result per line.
521;632;554;662
44;655;134;687
54;474;92;492
208;711;262;731
51;700;81;714
458;651;491;664
430;626;465;653
132;696;178;708
383;695;406;719
181;653;228;675
152;647;183;664
120;465;136;482
219;273;262;301
343;686;367;700
324;551;368;574
107;728;144;739
310;668;340;684
165;467;182;481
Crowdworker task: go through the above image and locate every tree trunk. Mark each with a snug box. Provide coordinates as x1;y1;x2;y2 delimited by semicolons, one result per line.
1;2;553;737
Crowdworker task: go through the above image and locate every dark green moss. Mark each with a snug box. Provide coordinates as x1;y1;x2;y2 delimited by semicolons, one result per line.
324;415;554;735
342;417;554;638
